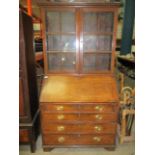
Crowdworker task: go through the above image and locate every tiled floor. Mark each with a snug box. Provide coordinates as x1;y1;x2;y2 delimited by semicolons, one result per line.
19;136;135;155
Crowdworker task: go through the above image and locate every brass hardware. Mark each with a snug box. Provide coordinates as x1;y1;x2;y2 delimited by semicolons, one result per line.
57;126;65;131
93;136;101;142
56;105;64;111
57;114;65;120
95;114;103;120
58;136;65;143
94;105;104;111
94;126;102;132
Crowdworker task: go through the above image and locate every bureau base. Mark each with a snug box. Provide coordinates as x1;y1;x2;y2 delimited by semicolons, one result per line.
43;145;116;152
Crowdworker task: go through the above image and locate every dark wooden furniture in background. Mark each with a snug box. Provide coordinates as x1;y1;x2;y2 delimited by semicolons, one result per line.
19;10;40;153
38;0;120;151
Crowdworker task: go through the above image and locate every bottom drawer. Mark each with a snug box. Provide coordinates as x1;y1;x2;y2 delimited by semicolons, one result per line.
19;129;29;142
43;134;115;145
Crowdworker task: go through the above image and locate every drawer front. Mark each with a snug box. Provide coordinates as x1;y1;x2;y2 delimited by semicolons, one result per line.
42;113;79;122
43;134;115;145
41;104;79;112
19;129;29;142
79;113;117;122
42;123;116;134
79;104;116;113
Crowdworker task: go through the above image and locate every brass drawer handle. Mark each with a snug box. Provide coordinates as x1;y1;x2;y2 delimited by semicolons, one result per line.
93;136;101;142
94;105;104;111
58;136;65;143
56;105;64;111
57;126;65;131
95;114;103;120
94;126;103;132
57;114;65;120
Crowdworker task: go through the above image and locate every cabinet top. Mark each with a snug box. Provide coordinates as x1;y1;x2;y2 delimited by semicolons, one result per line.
40;75;119;103
37;0;120;7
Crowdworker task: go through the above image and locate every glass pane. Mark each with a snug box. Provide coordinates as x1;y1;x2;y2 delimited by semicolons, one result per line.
84;12;113;33
61;12;75;32
98;13;114;33
47;35;76;51
84;13;97;32
46;11;75;33
83;54;111;72
83;35;112;51
46;12;60;32
83;35;97;51
98;36;112;51
47;53;76;71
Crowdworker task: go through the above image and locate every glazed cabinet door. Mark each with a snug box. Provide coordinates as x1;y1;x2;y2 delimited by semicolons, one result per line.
44;8;78;73
80;8;115;73
42;7;117;74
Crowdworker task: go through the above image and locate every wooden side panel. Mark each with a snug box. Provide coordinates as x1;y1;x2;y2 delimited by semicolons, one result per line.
19;77;26;116
19;11;30;122
19;129;29;142
22;12;39;119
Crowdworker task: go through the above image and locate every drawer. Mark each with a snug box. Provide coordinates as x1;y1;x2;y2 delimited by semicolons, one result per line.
42;113;79;122
42;123;116;134
41;104;79;112
79;113;117;122
43;134;115;145
19;129;29;142
79;104;116;113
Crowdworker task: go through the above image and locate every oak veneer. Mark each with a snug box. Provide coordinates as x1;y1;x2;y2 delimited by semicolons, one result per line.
38;0;120;151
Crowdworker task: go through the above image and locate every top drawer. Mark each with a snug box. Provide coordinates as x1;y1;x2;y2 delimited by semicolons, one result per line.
41;103;117;113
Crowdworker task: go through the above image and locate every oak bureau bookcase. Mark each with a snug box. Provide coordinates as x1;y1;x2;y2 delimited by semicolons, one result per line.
37;0;120;151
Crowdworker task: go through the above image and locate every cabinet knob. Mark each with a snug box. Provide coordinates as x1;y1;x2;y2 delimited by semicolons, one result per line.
56;105;64;111
57;126;65;131
94;126;103;132
57;114;65;120
94;105;104;111
93;136;101;142
95;114;103;120
58;136;65;143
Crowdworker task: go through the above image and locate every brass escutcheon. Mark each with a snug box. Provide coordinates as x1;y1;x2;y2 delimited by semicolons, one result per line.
58;136;65;143
94;105;104;111
57;114;65;120
57;126;65;131
56;105;64;111
95;114;103;120
93;136;101;142
94;126;103;132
